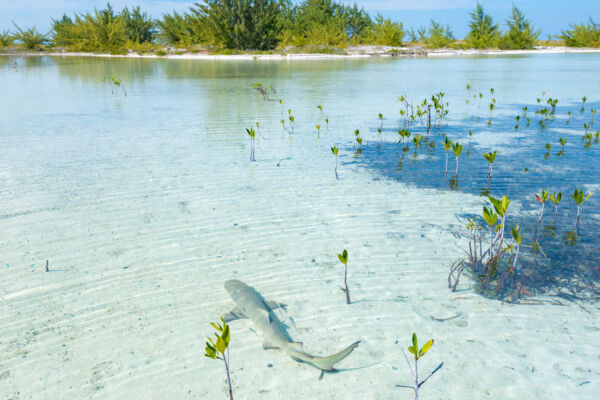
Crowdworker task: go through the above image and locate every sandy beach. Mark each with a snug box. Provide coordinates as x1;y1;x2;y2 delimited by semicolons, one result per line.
2;45;600;61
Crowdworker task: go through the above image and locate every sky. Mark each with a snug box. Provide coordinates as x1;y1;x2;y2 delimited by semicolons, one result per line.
1;0;599;39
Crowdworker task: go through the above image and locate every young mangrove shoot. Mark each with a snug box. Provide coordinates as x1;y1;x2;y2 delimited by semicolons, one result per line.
506;224;522;282
483;150;497;185
103;77;127;96
558;137;567;152
535;189;549;228
331;145;339;180
205;318;233;400
544;143;551;159
452;142;463;177
549;192;562;220
337;249;351;304
443;137;452;182
246;127;256;162
396;333;443;400
571;188;592;226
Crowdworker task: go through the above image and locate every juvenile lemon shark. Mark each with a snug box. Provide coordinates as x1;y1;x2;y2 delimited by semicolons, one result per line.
223;279;360;373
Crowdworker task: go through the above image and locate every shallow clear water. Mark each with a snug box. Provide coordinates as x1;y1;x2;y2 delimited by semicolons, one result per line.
1;54;599;399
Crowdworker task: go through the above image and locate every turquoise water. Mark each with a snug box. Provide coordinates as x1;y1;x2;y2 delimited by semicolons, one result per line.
0;54;599;399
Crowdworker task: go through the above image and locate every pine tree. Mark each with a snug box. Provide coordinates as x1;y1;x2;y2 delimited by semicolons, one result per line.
499;5;540;50
465;2;499;49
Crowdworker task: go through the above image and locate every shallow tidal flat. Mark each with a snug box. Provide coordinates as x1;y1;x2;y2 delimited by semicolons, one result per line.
0;55;599;399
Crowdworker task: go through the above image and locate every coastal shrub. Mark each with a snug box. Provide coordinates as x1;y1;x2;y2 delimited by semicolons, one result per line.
0;30;14;47
50;4;127;51
278;0;373;47
424;20;455;48
465;2;499;49
51;3;155;51
560;18;600;47
196;0;282;50
12;23;49;50
498;6;540;50
122;6;154;43
155;10;214;47
406;26;427;44
364;14;404;46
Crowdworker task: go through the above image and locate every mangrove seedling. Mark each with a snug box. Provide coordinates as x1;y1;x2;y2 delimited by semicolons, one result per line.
103;77;127;96
583;132;593;147
317;104;323;120
452;142;463;176
482;205;498;258
331;146;339;179
571;188;592;226
378;113;383;131
515;115;520;130
510;224;522;272
205;318;233;400
355;136;363;152
489;195;511;250
252;82;276;101
544;143;551;159
398;129;411;144
324;118;329;132
549;192;562;220
246;127;256;162
547;97;558;114
288;109;295;133
559;137;567;150
337;249;351;304
396;333;443;400
535;189;549;225
483;151;497;184
581;96;587;112
316;124;321;138
443;137;452;181
412;135;422;150
488;102;495;125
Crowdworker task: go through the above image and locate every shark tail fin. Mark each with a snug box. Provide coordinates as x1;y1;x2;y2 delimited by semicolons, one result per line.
310;341;360;372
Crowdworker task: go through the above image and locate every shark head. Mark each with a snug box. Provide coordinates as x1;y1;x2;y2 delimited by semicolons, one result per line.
224;279;248;295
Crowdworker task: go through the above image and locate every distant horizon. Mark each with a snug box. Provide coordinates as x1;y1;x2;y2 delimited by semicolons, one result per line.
1;0;599;40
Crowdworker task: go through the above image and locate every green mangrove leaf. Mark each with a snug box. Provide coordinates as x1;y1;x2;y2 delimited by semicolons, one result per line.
418;339;434;358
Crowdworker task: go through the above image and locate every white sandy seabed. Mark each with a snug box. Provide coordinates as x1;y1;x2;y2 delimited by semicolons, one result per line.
0;112;599;400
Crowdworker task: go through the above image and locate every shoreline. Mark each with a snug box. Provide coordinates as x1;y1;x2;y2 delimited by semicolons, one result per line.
2;45;600;60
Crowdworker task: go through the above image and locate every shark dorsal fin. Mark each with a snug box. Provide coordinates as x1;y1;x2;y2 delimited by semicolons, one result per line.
223;305;246;323
288;342;303;351
265;299;287;311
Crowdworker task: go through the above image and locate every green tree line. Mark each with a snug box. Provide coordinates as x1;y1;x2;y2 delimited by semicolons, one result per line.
0;1;598;52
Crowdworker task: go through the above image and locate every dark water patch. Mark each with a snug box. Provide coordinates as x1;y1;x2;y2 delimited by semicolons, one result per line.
351;102;600;301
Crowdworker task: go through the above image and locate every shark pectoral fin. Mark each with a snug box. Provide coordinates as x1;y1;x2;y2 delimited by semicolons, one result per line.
265;299;287;311
223;306;246;323
288;342;303;351
262;338;280;350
